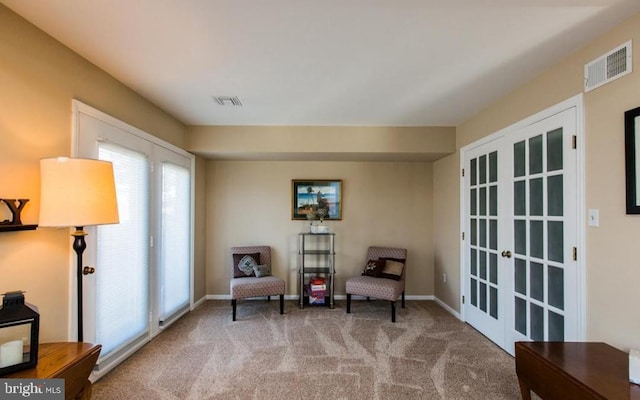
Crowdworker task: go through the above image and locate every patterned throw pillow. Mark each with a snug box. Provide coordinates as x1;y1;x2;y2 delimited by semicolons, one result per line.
362;259;385;277
232;253;260;278
253;264;271;278
379;259;405;281
238;255;258;276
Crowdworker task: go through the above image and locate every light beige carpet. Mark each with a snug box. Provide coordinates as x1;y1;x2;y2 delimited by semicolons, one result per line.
92;300;522;399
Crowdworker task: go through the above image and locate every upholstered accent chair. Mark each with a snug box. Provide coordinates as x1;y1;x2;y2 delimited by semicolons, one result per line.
230;246;285;321
345;246;408;322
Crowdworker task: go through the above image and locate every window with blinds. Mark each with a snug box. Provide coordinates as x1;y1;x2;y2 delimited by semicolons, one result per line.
159;162;191;324
73;100;193;376
96;143;150;357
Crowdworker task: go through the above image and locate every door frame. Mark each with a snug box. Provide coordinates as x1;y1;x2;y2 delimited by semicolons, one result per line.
70;100;195;376
459;94;586;344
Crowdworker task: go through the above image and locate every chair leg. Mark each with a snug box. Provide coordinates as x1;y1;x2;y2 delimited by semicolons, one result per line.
346;294;351;313
391;301;396;323
402;291;405;308
267;295;271;301
366;297;370;302
279;294;284;314
232;299;237;321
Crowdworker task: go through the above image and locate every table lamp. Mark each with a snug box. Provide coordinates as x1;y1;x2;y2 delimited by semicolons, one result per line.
39;157;119;341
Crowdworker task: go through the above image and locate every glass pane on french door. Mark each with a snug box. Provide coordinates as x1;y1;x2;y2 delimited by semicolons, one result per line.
159;162;191;323
512;126;569;342
96;143;150;357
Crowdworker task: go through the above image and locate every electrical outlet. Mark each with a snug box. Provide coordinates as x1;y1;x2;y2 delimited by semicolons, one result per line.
443;273;447;283
588;209;599;227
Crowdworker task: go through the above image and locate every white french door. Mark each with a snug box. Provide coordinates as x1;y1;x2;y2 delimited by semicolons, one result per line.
463;135;508;346
73;100;194;374
506;108;579;352
462;99;582;354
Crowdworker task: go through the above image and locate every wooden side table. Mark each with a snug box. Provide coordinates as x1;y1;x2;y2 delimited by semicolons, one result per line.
4;342;101;400
515;341;640;400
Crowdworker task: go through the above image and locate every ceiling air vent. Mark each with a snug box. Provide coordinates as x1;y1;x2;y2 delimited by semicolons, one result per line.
213;96;242;106
584;40;632;92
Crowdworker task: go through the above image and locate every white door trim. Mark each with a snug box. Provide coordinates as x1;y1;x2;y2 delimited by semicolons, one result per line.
70;100;196;377
459;94;586;340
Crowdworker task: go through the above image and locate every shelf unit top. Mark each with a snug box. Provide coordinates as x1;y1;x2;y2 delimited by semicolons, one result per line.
0;224;38;232
299;249;334;254
299;267;332;274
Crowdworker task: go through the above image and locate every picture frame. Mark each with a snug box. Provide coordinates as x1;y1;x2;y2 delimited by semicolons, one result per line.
625;106;640;214
292;180;342;220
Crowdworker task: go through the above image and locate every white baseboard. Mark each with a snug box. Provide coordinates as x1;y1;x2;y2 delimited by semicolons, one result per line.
203;294;462;320
192;296;207;308
206;294;228;300
207;294;436;301
335;294;435;301
206;294;299;301
405;295;435;301
434;296;462;320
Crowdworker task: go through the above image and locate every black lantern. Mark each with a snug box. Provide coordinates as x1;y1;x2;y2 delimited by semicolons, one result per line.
0;291;39;375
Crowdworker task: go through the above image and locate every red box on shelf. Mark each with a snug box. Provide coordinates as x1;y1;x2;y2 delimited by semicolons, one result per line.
309;290;325;305
305;283;326;305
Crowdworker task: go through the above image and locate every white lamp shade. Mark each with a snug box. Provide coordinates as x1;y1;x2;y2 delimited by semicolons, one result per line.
39;157;119;227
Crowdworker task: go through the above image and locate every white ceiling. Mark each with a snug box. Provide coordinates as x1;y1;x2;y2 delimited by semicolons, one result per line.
3;0;640;127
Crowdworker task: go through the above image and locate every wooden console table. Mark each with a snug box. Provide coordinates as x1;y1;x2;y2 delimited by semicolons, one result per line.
4;342;101;400
515;341;640;400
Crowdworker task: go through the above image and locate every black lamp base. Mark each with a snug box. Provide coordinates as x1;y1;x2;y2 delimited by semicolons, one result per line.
72;227;87;342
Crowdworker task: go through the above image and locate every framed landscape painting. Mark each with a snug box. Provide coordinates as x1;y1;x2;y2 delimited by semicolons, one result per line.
625;106;640;214
291;180;342;220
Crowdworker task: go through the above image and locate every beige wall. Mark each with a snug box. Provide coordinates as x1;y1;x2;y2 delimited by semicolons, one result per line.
0;5;186;341
434;12;640;351
433;152;460;311
206;160;434;298
187;125;455;161
192;156;208;302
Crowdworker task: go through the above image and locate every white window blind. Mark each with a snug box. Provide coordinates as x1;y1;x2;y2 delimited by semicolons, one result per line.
159;162;191;322
96;143;150;357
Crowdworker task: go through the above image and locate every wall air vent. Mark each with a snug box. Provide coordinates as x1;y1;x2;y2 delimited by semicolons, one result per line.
213;96;242;106
584;40;632;92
